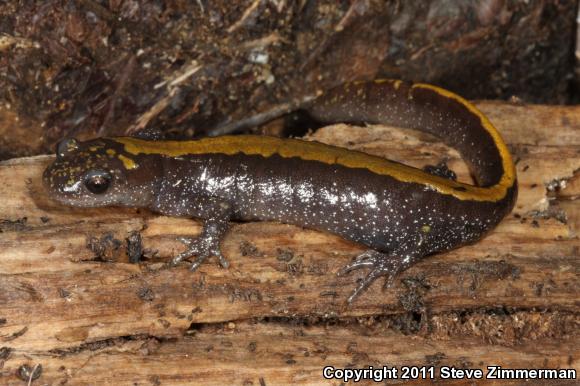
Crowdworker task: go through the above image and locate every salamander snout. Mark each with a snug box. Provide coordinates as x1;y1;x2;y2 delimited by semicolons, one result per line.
43;138;134;207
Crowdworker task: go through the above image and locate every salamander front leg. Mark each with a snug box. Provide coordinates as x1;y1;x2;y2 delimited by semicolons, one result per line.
173;203;232;271
338;249;420;303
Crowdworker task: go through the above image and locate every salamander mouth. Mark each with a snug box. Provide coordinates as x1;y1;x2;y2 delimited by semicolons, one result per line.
42;162;123;208
43;164;81;202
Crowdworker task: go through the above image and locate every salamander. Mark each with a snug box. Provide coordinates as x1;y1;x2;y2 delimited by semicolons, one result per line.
43;80;517;302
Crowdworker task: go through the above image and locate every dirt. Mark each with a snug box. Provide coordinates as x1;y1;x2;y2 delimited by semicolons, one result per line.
0;1;576;160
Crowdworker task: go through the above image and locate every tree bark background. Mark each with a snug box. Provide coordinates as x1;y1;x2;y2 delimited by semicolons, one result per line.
0;0;577;159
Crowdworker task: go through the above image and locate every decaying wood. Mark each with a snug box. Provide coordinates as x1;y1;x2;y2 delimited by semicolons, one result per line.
0;102;578;385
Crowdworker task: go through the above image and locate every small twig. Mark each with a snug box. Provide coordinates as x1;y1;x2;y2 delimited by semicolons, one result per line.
207;94;318;137
227;0;263;33
98;55;136;136
127;62;202;135
300;0;369;70
334;0;369;32
410;43;434;61
196;0;205;13
239;32;282;50
168;64;202;88
153;62;201;90
126;89;176;135
0;34;39;51
268;0;286;13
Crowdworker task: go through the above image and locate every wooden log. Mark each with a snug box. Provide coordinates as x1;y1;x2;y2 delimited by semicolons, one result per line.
0;102;578;384
2;322;578;386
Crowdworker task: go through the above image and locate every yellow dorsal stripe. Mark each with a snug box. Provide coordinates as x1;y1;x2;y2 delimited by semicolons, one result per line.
112;129;513;202
412;83;516;194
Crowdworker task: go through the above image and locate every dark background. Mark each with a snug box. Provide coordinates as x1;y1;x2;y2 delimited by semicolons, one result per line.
0;0;578;159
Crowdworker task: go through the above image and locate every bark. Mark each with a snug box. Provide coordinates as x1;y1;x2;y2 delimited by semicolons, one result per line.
0;101;578;385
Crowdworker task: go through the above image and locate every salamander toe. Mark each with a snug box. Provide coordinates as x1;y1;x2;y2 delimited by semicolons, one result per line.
173;235;229;270
340;249;420;304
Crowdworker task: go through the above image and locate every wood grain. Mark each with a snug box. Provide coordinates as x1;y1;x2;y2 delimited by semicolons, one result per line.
0;102;578;385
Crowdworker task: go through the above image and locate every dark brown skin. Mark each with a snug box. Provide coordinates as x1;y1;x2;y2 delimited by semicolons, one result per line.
43;80;517;302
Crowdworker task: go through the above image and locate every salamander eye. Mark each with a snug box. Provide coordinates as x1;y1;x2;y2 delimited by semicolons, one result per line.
84;170;111;194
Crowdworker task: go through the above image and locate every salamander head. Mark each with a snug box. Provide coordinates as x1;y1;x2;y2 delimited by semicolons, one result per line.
43;138;156;208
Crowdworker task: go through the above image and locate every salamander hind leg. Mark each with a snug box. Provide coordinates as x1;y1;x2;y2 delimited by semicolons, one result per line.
422;161;457;181
338;248;421;303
